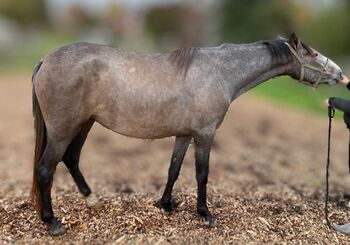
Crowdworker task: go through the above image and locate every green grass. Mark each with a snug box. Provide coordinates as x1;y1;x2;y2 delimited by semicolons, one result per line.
249;76;350;118
0;31;76;74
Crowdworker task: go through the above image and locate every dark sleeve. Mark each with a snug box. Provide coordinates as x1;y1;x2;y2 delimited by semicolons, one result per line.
329;97;350;114
347;82;350;91
344;113;350;129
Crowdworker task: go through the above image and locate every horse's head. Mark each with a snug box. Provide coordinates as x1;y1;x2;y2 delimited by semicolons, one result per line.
285;33;347;87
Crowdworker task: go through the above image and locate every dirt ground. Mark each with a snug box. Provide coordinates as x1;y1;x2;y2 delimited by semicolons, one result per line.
1;75;350;244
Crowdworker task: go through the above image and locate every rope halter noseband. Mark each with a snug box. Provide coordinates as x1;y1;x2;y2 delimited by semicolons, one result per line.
285;42;329;88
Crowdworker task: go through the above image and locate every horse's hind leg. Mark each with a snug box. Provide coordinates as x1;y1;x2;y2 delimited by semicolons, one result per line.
62;119;99;208
194;133;216;228
157;136;191;211
36;138;71;236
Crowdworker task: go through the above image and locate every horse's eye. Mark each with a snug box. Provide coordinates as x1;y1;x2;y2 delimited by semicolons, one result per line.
315;53;319;57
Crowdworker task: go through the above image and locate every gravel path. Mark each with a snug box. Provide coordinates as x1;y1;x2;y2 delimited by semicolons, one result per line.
1;75;350;244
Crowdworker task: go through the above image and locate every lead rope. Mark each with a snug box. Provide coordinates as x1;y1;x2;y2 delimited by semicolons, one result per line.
325;106;350;235
348;132;350;173
325;106;334;228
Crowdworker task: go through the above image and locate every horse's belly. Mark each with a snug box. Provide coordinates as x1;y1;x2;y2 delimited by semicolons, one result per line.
95;112;188;139
93;84;192;138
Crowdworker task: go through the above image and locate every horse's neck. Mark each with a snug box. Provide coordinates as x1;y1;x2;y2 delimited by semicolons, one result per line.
213;43;292;101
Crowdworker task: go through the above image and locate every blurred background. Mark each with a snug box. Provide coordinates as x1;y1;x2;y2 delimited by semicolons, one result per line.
0;0;350;112
2;1;350;242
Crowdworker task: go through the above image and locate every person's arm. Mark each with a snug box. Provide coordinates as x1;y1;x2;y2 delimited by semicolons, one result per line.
324;75;350;106
347;82;350;91
329;97;350;114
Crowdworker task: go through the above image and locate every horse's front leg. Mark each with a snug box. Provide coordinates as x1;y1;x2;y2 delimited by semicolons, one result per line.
157;136;191;211
194;134;217;227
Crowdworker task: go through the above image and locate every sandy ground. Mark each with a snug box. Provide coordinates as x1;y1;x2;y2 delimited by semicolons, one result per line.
1;75;350;244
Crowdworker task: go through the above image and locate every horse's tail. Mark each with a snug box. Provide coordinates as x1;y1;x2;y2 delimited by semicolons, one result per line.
31;59;46;215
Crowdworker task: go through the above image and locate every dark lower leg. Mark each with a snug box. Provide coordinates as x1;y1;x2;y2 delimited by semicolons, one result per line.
158;136;191;211
70;168;91;196
63;157;91;196
36;144;66;236
36;163;55;223
63;120;93;196
195;136;216;227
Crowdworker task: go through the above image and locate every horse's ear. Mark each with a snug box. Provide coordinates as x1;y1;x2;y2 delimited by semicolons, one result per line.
276;35;286;40
288;33;300;50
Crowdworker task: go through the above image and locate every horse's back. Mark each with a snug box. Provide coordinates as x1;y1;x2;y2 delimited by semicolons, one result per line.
34;42;229;139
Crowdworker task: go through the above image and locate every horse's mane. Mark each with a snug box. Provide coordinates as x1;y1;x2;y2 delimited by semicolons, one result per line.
263;38;315;64
169;47;196;75
263;39;293;64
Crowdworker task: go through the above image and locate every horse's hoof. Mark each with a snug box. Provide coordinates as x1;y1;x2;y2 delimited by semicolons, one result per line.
204;216;217;228
48;221;66;236
155;200;173;212
85;193;99;208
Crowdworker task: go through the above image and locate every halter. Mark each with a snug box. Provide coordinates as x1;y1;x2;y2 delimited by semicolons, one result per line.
285;42;329;88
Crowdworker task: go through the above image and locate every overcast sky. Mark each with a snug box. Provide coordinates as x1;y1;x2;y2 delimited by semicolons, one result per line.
45;0;343;18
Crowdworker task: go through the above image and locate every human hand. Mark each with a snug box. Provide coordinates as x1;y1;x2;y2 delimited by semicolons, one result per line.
340;75;349;85
324;99;330;107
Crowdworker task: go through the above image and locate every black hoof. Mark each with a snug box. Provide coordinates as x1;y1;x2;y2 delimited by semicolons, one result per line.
155;200;173;212
48;221;67;236
203;216;217;228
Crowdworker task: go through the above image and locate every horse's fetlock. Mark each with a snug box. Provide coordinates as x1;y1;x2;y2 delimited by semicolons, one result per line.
161;199;171;207
41;211;54;223
81;187;91;197
197;204;209;215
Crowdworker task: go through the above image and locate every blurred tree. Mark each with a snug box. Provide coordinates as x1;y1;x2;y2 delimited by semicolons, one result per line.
144;5;184;50
220;0;349;58
301;7;350;57
220;0;300;42
0;0;47;28
144;5;204;49
67;4;95;28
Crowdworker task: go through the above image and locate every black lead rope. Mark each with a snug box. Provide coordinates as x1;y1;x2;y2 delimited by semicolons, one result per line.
325;106;350;235
349;133;350;173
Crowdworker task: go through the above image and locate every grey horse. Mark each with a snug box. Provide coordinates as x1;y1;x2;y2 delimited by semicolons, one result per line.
31;33;346;235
